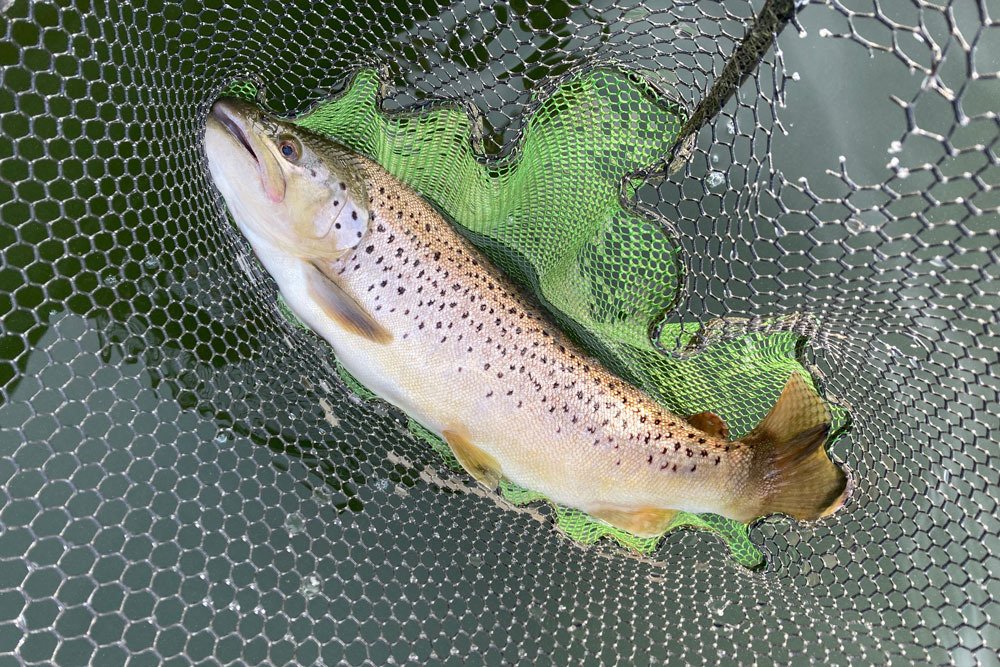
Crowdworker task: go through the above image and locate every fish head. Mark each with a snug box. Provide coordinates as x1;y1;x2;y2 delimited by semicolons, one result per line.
204;97;369;260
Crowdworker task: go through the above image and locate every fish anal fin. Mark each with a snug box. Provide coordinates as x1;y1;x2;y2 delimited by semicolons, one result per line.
686;411;730;440
442;428;502;491
591;507;677;538
305;262;392;344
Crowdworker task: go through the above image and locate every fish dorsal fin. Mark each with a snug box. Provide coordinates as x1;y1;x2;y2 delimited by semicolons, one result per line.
743;373;830;447
686;411;730;440
442;428;502;490
305;262;393;344
590;507;678;538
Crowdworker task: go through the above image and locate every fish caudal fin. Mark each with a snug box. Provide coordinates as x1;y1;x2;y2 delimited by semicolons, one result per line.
737;373;847;522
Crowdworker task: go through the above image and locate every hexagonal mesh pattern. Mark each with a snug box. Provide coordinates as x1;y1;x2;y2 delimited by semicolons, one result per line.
1;0;997;664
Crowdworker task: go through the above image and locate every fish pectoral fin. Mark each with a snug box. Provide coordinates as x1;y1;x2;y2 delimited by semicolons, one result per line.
442;429;502;491
305;262;392;344
590;507;678;538
686;411;730;440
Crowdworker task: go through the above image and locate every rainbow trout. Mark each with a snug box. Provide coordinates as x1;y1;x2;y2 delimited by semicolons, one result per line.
204;99;847;537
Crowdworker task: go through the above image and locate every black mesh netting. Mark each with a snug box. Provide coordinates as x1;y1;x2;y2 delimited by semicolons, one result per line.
1;0;998;664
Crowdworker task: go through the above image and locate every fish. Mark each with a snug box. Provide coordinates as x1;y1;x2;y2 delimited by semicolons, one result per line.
203;98;848;538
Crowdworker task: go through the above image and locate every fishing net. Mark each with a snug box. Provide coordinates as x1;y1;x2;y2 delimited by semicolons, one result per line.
1;0;997;664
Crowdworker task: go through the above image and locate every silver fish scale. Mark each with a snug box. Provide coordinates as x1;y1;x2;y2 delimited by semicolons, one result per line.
0;1;997;666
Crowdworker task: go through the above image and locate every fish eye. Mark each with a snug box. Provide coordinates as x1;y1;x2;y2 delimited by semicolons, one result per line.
278;137;300;162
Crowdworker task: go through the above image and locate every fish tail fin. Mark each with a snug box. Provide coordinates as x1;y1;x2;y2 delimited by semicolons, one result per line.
735;373;847;522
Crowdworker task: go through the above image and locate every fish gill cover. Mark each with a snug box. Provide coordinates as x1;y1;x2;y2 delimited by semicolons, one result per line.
226;68;849;568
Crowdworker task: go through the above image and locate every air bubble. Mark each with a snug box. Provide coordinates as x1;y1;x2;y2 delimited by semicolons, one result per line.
301;574;321;599
791;71;800;81
143;256;160;269
844;218;867;234
214;430;229;443
373;478;390;492
101;271;120;286
286;512;306;535
622;6;649;22
313;484;334;503
706;171;725;189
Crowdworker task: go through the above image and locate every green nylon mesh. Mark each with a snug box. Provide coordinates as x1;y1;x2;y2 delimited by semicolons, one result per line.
1;0;997;664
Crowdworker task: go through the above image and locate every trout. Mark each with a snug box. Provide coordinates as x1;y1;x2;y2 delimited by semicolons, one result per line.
204;98;847;537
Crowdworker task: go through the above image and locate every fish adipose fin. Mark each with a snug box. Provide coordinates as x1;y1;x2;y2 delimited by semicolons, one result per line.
738;373;847;522
305;262;393;344
591;508;678;538
686;411;729;439
443;429;503;490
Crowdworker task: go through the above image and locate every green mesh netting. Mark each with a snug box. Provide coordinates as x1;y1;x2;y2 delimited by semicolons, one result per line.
247;68;850;567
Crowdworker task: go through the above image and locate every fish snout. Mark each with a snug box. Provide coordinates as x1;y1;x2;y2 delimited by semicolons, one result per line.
207;97;286;203
210;99;261;164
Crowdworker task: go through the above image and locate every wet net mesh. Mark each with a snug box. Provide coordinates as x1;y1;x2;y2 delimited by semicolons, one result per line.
1;0;997;664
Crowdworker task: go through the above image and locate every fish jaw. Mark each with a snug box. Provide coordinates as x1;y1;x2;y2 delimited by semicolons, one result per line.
204;102;286;209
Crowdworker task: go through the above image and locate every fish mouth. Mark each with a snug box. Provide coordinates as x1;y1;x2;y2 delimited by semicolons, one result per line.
207;97;286;203
211;99;260;166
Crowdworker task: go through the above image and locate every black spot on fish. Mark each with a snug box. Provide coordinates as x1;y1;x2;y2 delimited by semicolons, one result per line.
365;245;374;254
